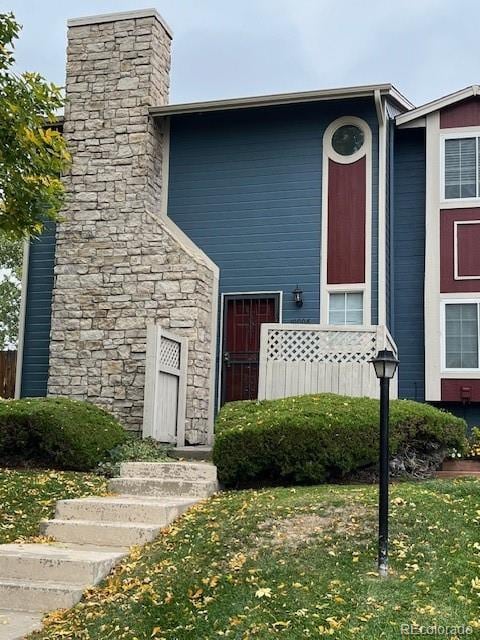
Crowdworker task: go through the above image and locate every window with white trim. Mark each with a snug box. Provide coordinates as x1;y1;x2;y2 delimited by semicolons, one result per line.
329;292;363;325
444;136;479;199
444;302;479;369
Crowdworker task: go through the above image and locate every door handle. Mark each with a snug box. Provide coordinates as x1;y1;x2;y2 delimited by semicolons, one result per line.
223;352;231;366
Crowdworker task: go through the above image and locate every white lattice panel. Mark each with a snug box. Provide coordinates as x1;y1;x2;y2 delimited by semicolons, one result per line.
266;329;377;363
258;324;398;401
159;336;181;370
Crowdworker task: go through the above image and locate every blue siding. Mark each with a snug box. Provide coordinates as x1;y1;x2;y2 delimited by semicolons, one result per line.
168;100;379;325
20;222;56;397
435;403;480;432
392;128;426;401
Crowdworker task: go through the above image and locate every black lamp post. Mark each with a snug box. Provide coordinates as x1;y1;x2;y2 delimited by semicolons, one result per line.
370;348;399;577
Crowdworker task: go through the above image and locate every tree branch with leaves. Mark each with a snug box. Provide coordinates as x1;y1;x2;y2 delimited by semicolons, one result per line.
0;12;70;238
0;13;70;348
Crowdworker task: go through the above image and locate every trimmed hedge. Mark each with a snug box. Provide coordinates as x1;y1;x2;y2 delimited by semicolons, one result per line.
213;394;467;486
0;397;126;470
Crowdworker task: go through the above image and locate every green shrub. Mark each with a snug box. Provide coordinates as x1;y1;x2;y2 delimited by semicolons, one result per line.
96;435;171;477
213;394;467;487
0;397;126;470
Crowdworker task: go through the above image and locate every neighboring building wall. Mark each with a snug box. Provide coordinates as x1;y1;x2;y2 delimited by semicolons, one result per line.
424;97;480;410
19;222;56;397
168;99;380;324
392;127;426;401
46;10;218;443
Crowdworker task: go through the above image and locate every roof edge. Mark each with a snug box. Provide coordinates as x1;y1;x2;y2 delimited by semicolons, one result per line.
150;83;414;118
396;85;479;125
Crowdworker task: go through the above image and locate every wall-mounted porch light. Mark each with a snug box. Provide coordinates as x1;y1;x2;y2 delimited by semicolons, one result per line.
292;285;303;308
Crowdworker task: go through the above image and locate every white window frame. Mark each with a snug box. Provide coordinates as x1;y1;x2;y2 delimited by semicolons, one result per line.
327;288;365;327
440;128;480;205
441;298;480;372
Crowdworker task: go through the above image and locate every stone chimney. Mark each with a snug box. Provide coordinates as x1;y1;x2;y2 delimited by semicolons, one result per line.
47;10;218;444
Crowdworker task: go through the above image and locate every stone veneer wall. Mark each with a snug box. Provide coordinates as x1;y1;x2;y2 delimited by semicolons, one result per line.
47;10;218;444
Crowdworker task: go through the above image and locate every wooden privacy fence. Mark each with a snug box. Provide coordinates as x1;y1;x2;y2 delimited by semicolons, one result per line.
0;350;17;399
258;324;398;401
142;326;188;446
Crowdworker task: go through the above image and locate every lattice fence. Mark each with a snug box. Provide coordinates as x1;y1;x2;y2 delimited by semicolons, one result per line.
258;324;397;401
266;328;378;364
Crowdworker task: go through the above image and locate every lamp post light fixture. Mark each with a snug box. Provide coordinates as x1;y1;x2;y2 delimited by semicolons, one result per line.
370;348;399;578
292;285;304;307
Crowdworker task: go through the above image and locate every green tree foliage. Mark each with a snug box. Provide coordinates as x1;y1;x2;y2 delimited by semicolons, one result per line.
0;235;22;348
0;13;70;238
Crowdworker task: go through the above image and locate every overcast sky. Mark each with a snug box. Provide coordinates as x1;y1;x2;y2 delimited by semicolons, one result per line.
6;0;480;107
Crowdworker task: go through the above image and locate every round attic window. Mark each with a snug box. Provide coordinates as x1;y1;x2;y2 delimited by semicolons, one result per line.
331;124;365;156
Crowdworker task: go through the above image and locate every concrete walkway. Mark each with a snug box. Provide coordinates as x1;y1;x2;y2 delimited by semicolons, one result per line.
0;462;218;640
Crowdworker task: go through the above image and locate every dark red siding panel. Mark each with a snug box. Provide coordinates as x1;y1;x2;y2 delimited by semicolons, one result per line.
327;157;366;284
441;379;480;402
440;208;480;292
457;223;480;277
440;97;480;128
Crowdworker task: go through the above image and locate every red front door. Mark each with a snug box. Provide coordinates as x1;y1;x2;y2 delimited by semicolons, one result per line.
222;295;279;403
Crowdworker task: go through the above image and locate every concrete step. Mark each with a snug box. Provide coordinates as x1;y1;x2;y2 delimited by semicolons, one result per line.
170;446;213;461
0;543;124;585
40;519;161;547
56;495;196;525
0;609;42;640
109;476;218;499
120;461;217;482
0;578;84;613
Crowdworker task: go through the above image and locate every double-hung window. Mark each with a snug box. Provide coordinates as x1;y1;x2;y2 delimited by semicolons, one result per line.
444;301;480;370
444;136;480;200
329;292;363;325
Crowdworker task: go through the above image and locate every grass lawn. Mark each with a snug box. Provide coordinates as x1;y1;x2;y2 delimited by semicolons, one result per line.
31;479;479;639
0;468;108;543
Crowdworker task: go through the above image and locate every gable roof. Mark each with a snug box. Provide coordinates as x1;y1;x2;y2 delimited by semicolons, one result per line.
396;85;480;126
150;83;414;118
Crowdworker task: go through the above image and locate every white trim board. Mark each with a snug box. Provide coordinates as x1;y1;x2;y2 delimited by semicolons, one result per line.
320;116;372;326
375;92;387;325
424;111;442;401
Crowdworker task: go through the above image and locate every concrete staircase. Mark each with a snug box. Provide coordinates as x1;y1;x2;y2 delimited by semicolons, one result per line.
0;462;218;640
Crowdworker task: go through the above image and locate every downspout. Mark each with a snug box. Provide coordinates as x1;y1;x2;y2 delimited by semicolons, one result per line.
14;238;30;398
388;121;396;335
375;89;387;326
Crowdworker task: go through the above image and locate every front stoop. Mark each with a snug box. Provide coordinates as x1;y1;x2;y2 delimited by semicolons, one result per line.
0;611;42;640
170;446;213;461
0;462;218;639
